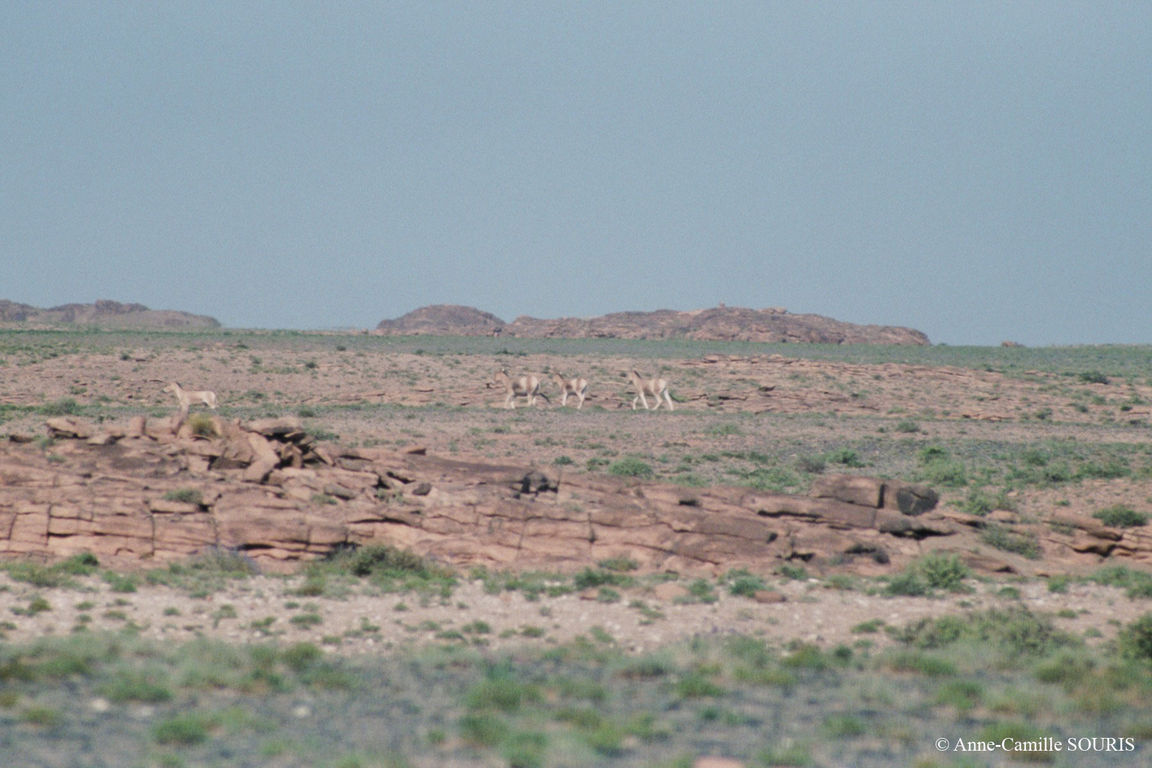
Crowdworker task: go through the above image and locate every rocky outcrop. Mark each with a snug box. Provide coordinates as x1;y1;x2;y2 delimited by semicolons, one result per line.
0;299;219;329
509;306;931;345
374;304;930;345
2;421;1147;576
375;305;506;336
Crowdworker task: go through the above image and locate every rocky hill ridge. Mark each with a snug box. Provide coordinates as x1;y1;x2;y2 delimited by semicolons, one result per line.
0;299;220;329
377;304;930;345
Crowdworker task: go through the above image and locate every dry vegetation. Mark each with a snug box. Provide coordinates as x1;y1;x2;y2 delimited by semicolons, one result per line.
2;329;1152;767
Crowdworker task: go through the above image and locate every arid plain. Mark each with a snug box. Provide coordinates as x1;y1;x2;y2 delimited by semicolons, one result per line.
2;328;1152;768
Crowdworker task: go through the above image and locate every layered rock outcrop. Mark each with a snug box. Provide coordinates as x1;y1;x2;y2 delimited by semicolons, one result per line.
2;419;1146;576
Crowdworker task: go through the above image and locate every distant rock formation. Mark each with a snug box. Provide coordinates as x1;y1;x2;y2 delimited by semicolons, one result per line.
375;304;506;336
376;304;930;345
0;299;220;329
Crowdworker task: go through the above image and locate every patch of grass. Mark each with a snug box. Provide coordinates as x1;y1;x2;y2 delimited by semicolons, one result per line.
607;456;654;479
163;488;204;506
465;668;541;713
918;552;971;592
152;711;219;745
572;567;634;591
1093;505;1148;528
39;397;82;416
146;547;260;596
981;523;1041;559
100;667;174;703
724;568;768;597
884;569;929;597
1;553;100;588
1119;613;1152;661
896;607;1078;662
1087;564;1152;598
102;571;138;593
1079;370;1110;385
685;578;717;603
310;544;456;596
825;447;866;468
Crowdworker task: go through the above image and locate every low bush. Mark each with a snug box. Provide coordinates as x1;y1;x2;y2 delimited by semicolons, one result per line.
1093;505;1148;528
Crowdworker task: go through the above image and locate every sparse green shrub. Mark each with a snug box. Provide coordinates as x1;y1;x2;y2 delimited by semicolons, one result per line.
918;552;970;592
743;466;803;493
778;564;808;581
2;554;98;588
1087;564;1152;598
503;729;548;767
896;607;1077;660
163;488;203;506
459;712;508;747
25;595;52;615
102;571;138;593
316;544;456;595
821;714;865;738
56;552;100;575
1119;613;1152;661
794;454;826;474
675;669;724;698
597;557;639;572
465;669;540;713
981;523;1041;559
960;487;1015;517
825;448;865;468
1093;505;1148;528
724;568;768;597
608;456;654;479
152;711;218;745
686;578;717;603
884;569;928;597
573;567;632;590
39;397;81;416
1079;370;1110;385
100;668;174;703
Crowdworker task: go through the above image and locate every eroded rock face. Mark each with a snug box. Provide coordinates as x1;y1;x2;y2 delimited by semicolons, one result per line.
0;419;1147;576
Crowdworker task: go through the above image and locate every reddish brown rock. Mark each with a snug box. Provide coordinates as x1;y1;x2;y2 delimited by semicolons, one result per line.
1;417;1150;579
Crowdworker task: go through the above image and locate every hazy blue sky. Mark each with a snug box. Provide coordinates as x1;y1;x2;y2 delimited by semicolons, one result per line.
3;2;1149;345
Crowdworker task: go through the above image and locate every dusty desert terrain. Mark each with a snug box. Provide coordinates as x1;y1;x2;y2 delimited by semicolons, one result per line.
2;329;1152;767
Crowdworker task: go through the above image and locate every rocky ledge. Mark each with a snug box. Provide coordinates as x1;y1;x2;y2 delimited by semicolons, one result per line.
1;417;1145;576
